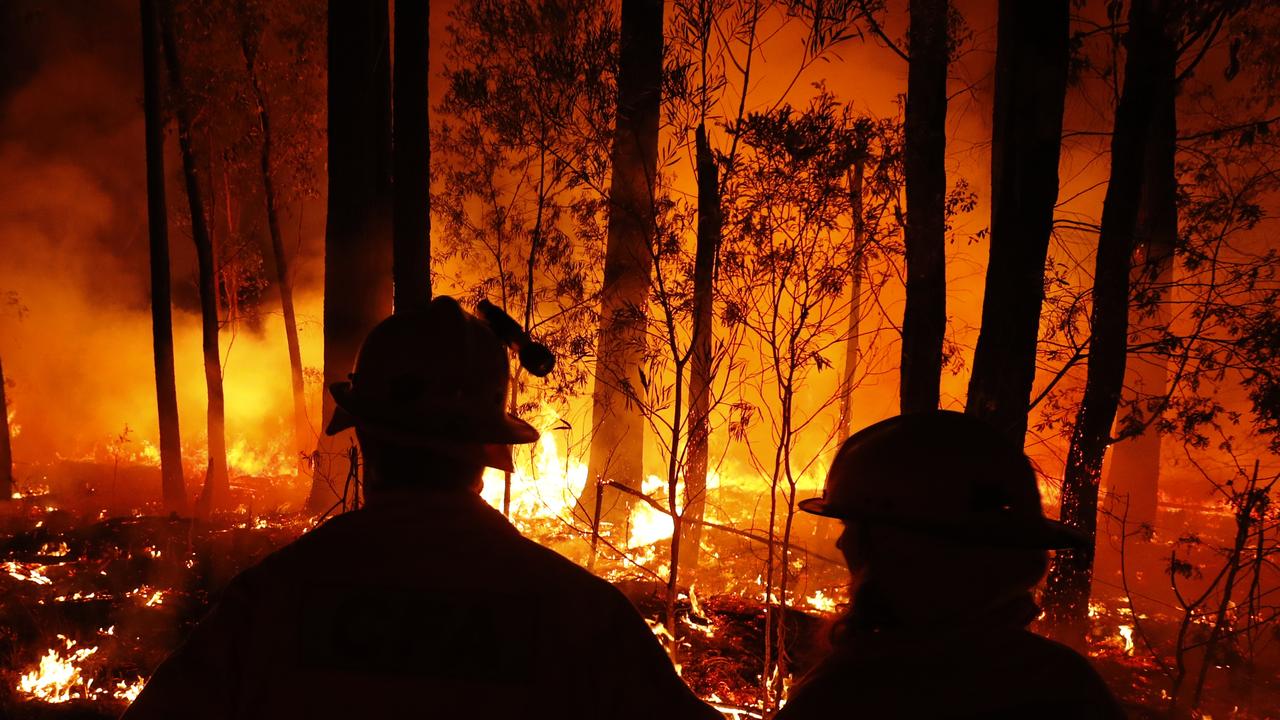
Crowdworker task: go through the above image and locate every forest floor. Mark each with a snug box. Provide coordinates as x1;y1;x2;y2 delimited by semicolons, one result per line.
0;464;1275;719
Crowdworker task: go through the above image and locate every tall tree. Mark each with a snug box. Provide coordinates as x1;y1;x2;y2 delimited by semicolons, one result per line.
899;0;949;414
1042;0;1170;639
234;0;310;470
1104;30;1178;528
964;0;1070;442
683;122;720;575
393;0;432;313
582;0;664;521
837;154;866;441
158;0;229;515
1102;0;1249;527
836;116;904;439
308;0;393;511
0;355;12;502
141;0;186;512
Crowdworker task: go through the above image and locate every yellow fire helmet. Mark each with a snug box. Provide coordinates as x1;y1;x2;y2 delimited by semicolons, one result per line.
799;410;1088;549
325;296;540;472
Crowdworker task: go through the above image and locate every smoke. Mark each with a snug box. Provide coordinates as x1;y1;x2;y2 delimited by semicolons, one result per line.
0;1;324;487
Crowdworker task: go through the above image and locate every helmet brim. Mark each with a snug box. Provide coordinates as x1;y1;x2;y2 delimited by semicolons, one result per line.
324;382;540;472
797;496;1091;550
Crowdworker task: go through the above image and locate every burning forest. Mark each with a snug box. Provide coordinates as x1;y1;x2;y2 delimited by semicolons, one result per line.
1;0;1279;717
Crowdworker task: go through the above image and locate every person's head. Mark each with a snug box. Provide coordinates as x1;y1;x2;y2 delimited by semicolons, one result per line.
324;296;540;495
801;411;1085;620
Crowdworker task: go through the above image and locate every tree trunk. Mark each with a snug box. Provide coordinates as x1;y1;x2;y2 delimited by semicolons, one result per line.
581;0;664;525
899;0;948;414
1104;38;1177;528
393;0;432;313
141;0;186;513
158;0;229;516
838;158;866;441
965;0;1070;443
308;0;394;512
0;355;12;502
683;122;719;574
1042;0;1170;640
236;5;310;469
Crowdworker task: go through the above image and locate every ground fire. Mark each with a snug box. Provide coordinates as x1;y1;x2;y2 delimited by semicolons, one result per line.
2;0;1279;718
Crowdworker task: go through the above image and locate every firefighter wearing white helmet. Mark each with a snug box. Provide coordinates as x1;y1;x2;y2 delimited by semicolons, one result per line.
777;410;1127;720
125;296;721;720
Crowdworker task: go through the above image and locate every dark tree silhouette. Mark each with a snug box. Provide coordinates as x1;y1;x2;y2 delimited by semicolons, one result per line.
836;117;905;442
583;0;664;521
158;0;229;515
1043;0;1171;639
1103;0;1249;527
965;0;1070;442
308;0;393;511
393;0;432;313
899;0;948;414
0;354;12;502
1105;22;1178;528
234;0;310;469
837;153;865;442
683;122;719;574
141;0;186;512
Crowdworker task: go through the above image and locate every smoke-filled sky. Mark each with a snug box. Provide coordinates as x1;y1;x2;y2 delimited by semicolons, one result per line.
0;0;328;470
0;0;1273;496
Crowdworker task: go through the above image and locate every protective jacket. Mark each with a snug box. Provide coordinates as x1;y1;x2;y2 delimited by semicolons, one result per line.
123;489;721;720
774;591;1126;720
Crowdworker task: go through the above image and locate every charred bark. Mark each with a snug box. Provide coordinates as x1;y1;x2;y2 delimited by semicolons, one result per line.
899;0;948;414
965;0;1070;443
235;1;310;469
683;123;720;574
158;0;229;515
582;0;664;524
1105;40;1177;528
141;0;186;513
1042;0;1171;640
393;0;432;313
0;355;12;501
308;0;394;512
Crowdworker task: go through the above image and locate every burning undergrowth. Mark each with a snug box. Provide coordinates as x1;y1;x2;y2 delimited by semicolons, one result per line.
1;456;1277;719
0;484;824;719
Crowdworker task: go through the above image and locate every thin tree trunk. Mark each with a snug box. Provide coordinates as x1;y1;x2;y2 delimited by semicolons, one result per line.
1043;0;1170;640
965;0;1070;443
683;122;720;575
838;158;866;441
393;0;432;313
1105;40;1177;528
158;0;229;516
309;0;394;512
141;0;185;512
236;23;310;468
899;0;948;414
582;0;664;524
0;355;13;502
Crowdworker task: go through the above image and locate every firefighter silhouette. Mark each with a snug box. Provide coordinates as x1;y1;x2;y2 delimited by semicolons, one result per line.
124;296;720;720
776;411;1127;720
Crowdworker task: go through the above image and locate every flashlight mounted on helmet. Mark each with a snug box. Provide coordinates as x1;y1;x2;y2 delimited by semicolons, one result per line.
476;299;556;378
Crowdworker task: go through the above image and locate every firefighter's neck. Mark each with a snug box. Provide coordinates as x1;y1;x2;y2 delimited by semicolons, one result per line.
362;466;485;501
